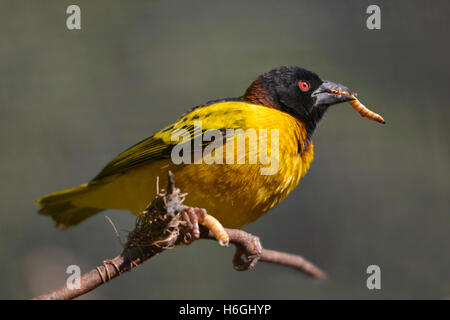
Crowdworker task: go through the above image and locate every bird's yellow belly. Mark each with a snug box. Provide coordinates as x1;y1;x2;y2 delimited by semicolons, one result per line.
75;153;306;228
172;157;304;228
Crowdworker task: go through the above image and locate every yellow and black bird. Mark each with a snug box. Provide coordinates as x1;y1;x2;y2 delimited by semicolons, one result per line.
36;66;376;229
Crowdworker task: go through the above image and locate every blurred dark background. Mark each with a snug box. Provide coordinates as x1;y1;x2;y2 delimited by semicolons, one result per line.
0;0;449;299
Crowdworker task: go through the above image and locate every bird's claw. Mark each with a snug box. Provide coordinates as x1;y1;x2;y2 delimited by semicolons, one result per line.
181;208;201;244
180;207;229;246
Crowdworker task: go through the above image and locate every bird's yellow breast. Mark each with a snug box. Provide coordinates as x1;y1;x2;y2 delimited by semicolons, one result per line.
75;102;314;228
167;103;314;227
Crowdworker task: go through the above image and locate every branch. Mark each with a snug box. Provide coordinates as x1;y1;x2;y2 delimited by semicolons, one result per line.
33;173;325;300
202;229;325;278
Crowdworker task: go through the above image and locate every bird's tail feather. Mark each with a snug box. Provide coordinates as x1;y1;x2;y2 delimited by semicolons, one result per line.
35;184;104;228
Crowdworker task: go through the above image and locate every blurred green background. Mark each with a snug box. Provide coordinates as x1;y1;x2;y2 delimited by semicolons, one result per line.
0;0;449;299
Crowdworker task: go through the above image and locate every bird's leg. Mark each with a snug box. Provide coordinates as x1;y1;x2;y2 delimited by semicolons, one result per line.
186;208;200;240
180;207;229;246
180;210;197;244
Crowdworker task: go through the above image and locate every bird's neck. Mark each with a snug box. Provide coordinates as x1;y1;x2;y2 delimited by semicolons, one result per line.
242;77;277;109
243;77;319;152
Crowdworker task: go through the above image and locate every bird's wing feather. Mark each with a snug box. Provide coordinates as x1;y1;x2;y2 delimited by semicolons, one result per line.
91;101;255;182
91;136;172;182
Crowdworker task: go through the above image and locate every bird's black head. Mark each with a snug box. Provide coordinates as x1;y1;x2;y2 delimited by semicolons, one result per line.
244;66;356;139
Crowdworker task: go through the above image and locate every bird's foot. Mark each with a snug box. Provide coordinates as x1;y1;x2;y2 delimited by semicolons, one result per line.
180;207;200;244
232;234;262;271
180;207;229;246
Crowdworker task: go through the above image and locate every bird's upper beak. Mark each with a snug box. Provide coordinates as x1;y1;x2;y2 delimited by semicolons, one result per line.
312;80;356;107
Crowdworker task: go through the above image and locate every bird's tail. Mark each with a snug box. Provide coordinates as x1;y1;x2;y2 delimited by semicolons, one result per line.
35;184;104;228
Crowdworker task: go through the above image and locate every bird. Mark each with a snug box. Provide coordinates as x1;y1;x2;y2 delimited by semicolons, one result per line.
36;66;379;230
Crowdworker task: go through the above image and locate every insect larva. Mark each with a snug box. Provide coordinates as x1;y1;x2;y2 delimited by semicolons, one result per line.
331;89;386;124
196;209;230;246
348;95;385;124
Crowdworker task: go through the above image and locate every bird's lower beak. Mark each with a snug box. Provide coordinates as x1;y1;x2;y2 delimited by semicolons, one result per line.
312;80;356;107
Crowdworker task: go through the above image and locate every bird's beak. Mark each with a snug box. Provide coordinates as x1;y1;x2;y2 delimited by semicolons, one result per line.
312;80;356;107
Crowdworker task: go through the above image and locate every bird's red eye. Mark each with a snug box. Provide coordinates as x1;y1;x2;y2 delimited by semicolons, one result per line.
299;81;309;92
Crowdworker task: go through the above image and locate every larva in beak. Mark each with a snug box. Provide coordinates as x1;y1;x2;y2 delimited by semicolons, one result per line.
348;94;385;124
331;89;386;124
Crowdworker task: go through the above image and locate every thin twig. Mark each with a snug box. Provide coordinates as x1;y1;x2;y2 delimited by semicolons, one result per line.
104;215;124;246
